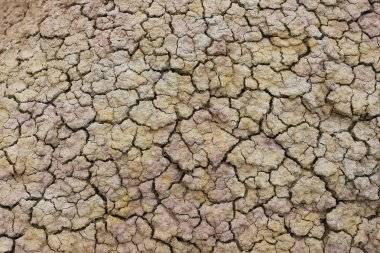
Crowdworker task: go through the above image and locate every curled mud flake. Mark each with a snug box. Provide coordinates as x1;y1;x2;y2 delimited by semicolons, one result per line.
0;0;379;251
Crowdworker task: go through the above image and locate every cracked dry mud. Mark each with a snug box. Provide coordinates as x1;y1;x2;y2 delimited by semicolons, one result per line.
0;0;379;253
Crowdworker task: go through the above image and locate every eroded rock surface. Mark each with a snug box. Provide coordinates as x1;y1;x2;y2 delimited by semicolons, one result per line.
0;0;380;252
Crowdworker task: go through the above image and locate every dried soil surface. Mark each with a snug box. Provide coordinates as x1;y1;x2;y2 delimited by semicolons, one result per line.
0;0;380;252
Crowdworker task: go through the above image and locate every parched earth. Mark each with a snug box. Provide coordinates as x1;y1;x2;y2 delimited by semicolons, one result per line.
0;0;379;252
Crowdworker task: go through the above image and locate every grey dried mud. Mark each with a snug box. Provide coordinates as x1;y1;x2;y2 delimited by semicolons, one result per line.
0;0;380;252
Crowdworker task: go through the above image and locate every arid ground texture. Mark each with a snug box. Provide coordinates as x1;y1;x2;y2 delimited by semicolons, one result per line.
0;0;380;252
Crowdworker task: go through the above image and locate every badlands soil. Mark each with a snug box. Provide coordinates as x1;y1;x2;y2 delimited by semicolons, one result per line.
0;0;380;252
